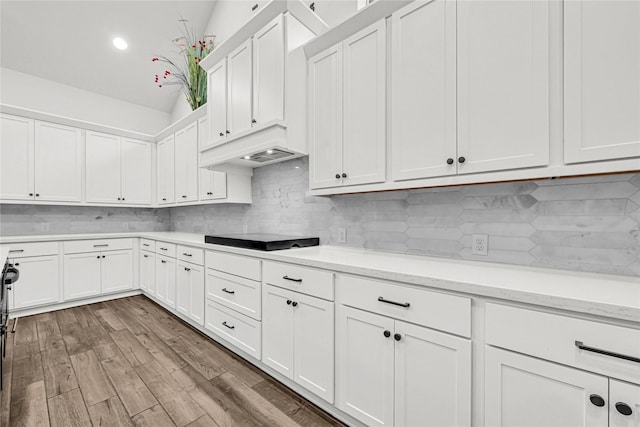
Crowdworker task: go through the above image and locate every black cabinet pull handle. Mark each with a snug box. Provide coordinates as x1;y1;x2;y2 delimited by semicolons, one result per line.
226;130;230;134
160;248;167;251
589;394;605;407
8;249;24;253
143;255;148;258
222;288;235;294
283;275;302;283
29;193;33;196
162;198;167;201
458;156;466;164
378;296;410;308
342;173;347;178
94;244;109;247
616;402;633;416
102;255;106;259
97;256;100;259
183;253;192;257
143;244;149;247
286;300;292;305
335;174;341;179
292;302;298;307
35;193;39;197
122;198;125;201
117;197;121;200
161;260;167;264
447;158;454;165
182;195;187;198
252;119;257;124
222;321;235;329
394;333;402;341
251;3;258;11
184;267;191;272
575;341;640;363
310;2;315;11
219;132;224;137
13;263;19;267
383;330;391;338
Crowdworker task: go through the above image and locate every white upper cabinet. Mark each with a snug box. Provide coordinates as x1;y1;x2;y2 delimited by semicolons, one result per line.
0;114;34;201
564;0;640;163
391;0;457;181
227;39;253;136
309;19;386;190
121;138;152;205
457;0;550;174
198;116;228;201
86;131;152;205
253;15;285;125
86;131;122;204
208;61;228;148
157;135;175;205
174;122;199;203
309;44;343;189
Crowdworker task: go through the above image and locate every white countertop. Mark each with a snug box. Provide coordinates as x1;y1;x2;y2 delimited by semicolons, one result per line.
2;232;639;323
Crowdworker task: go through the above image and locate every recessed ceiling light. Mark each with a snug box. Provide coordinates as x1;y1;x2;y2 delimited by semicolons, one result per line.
266;149;274;154
113;37;128;50
243;155;251;160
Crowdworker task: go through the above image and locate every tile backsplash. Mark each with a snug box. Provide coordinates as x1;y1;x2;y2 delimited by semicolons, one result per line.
0;205;169;236
1;157;638;277
170;158;640;277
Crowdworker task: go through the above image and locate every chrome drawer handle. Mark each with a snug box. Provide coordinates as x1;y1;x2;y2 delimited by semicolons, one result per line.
575;341;640;364
378;297;410;308
283;275;302;283
222;321;235;330
222;288;235;295
93;244;109;247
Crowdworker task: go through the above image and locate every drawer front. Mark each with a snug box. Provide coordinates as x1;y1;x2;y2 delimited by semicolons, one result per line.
155;242;176;258
338;274;471;338
486;303;640;383
177;245;204;265
206;251;261;281
205;299;261;359
5;241;58;258
263;261;334;301
64;238;133;254
140;239;156;251
206;269;261;320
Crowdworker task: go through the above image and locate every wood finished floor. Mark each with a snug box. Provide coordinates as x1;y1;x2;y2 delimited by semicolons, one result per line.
0;295;345;427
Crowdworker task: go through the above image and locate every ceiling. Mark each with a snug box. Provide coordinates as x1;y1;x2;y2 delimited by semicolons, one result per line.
0;1;217;113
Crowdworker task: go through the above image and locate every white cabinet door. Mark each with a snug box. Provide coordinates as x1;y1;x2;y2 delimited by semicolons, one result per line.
262;284;295;379
177;262;203;324
11;255;59;309
293;293;334;403
174;122;198;203
176;262;189;316
156;255;176;307
485;346;609;427
309;44;343;190
610;379;640;427
395;321;471;427
208;61;228;147
86;131;122;204
157;135;175;205
199;169;227;201
337;306;394;427
140;251;155;295
121;138;152;205
342;20;386;187
198;116;210;152
0;114;34;201
34;121;82;202
564;0;640;163
64;252;102;300
227;40;253;136
457;0;549;174
253;15;285;125
101;250;133;294
391;0;457;181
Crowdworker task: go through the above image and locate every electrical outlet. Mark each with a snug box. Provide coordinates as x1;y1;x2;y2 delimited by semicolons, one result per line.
472;234;489;256
40;223;49;232
337;228;347;244
122;222;129;230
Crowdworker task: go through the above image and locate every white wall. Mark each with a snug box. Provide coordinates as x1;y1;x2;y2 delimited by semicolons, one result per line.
1;67;171;134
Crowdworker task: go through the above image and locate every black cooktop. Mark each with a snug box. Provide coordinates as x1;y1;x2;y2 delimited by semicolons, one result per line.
205;234;320;251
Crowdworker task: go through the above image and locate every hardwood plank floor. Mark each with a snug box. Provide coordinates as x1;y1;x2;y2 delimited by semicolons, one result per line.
1;295;345;427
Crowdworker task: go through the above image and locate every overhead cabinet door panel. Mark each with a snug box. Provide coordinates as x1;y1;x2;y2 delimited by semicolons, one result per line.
174;122;198;203
253;15;285;125
121;138;151;205
208;61;228;147
0;114;34;201
86;131;121;204
157;135;175;204
457;0;550;174
227;40;253;136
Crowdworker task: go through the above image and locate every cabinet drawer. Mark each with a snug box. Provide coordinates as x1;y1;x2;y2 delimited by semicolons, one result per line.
155;242;176;258
486;303;640;382
206;251;261;281
64;238;133;254
177;245;204;265
206;269;261;320
5;241;58;258
338;275;471;338
140;239;155;251
205;300;261;359
263;261;334;301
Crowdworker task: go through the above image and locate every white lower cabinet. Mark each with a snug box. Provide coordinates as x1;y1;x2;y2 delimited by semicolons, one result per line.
64;249;133;300
10;255;59;310
156;255;176;308
176;261;204;325
610;379;640;427
262;284;334;403
205;299;261;359
140;250;156;295
337;305;471;427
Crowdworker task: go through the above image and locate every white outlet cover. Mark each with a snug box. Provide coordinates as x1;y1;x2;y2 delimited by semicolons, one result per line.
337;228;347;243
472;234;489;256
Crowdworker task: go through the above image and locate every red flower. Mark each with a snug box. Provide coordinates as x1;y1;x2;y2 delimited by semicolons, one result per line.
152;57;159;62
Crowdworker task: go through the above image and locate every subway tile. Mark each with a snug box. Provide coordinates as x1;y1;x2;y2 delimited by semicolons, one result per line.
532;182;638;201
